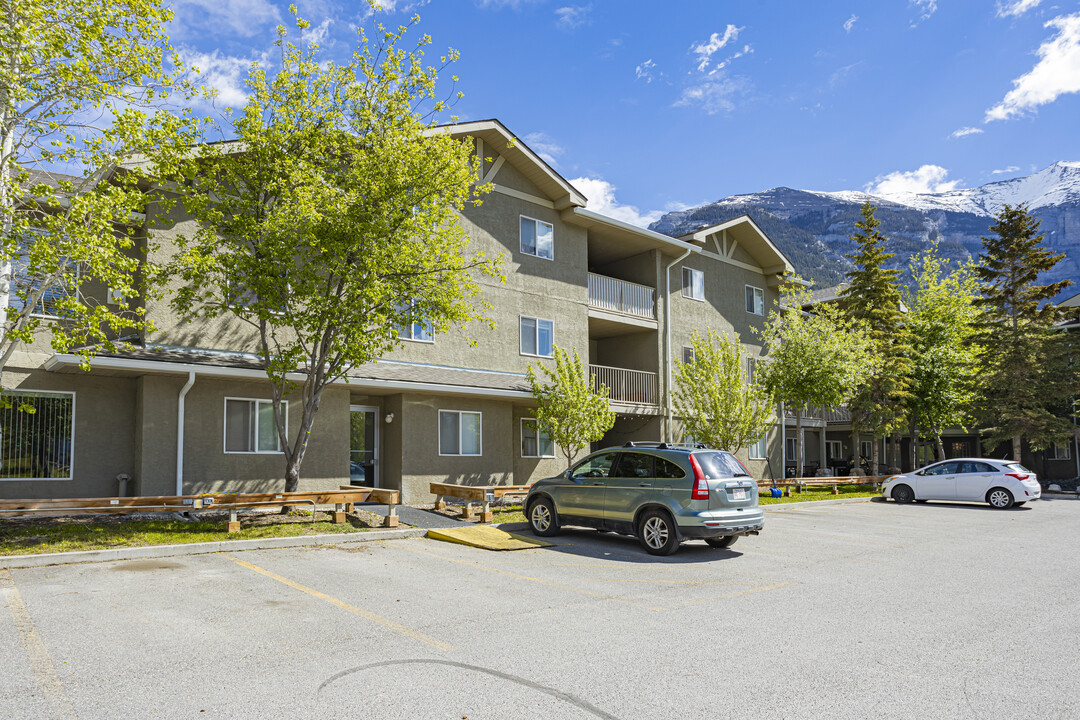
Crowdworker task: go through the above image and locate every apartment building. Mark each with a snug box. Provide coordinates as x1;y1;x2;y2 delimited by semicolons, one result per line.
0;119;794;502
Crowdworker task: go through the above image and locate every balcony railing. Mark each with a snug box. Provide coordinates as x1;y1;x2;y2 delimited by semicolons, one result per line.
589;364;658;406
588;273;655;320
784;405;825;420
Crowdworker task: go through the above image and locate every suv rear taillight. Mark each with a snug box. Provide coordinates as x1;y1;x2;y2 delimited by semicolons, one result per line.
690;455;710;500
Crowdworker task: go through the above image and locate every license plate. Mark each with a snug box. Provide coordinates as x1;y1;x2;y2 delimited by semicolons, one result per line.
732;489;746;500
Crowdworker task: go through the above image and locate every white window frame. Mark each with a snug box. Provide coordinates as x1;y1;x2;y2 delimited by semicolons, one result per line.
520;215;554;261
521;418;555;458
682;267;704;301
826;440;843;462
860;440;872;460
9;232;80;320
745;285;764;316
746;357;756;385
519;315;554;358
681;346;695;364
397;301;434;343
1050;442;1072;460
223;397;287;454
438;410;482;457
0;390;76;481
749;436;766;460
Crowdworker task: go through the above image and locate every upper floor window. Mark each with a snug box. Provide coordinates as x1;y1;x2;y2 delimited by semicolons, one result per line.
225;398;284;454
746;357;757;385
8;233;78;319
745;285;764;315
0;390;74;479
520;216;554;260
682;267;704;301
398;301;434;343
520;316;553;357
681;346;695;364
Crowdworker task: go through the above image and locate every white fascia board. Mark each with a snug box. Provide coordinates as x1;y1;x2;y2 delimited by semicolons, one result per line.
43;354;533;400
682;215;794;273
565;207;702;254
430;120;587;208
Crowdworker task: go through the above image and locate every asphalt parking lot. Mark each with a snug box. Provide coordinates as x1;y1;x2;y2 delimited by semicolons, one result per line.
3;497;1079;719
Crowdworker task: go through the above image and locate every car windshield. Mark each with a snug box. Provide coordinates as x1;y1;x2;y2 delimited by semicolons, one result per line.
693;451;748;478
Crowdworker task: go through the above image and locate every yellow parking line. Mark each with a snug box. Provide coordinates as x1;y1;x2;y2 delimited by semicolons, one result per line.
0;569;77;719
220;554;454;652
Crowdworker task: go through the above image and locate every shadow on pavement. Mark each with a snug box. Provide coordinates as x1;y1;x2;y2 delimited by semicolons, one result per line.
497;521;745;564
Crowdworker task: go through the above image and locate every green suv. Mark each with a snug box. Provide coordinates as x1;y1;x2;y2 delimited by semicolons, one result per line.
524;443;763;556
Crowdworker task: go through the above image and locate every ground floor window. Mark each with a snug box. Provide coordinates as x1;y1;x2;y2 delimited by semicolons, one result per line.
0;391;74;479
1050;442;1072;460
439;410;481;456
749;436;766;459
521;418;555;458
826;440;843;463
225;398;284;453
785;437;796;460
860;441;873;460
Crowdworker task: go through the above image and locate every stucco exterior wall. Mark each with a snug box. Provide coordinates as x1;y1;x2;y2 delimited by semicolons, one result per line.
0;357;137;499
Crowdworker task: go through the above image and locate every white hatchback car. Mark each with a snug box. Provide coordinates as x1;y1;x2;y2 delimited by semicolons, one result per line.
882;458;1041;509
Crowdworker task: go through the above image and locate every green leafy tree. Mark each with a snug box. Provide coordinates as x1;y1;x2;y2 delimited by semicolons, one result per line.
973;204;1073;460
758;284;874;476
167;9;501;492
840;202;914;472
527;346;615;470
903;244;980;464
672;329;774;453
0;0;199;378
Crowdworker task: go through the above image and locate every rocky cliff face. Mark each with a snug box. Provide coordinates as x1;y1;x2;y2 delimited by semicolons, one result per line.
649;162;1080;293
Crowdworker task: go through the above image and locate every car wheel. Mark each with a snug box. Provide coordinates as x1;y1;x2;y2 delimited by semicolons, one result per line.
987;487;1014;509
528;497;560;536
892;484;915;504
637;509;680;556
705;535;738;549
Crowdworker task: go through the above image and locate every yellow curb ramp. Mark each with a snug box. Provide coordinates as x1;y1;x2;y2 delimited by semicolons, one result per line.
426;525;552;551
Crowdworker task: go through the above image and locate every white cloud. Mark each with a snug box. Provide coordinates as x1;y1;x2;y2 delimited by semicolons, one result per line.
306;18;334;45
187;50;260;108
635;59;656;83
555;5;591;31
950;126;984;138
843;14;858;33
692;25;743;72
675;76;747;114
570;177;663;228
911;0;938;24
986;13;1080;121
865;165;960;197
523;132;564;168
174;0;281;38
997;0;1043;18
993;165;1022;174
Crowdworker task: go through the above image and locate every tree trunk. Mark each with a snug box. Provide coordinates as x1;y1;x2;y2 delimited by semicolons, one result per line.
935;430;945;460
870;436;880;476
1012;435;1022;462
795;409;804;478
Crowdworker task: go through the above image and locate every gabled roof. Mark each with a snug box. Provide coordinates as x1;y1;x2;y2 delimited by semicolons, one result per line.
678;214;794;275
433;119;587;210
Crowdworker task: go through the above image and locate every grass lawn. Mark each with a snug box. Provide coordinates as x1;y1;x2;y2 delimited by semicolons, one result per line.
0;511;383;556
759;484;881;504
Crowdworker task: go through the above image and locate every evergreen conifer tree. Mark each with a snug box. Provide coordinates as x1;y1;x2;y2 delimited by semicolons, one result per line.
840;202;914;473
973;204;1073;461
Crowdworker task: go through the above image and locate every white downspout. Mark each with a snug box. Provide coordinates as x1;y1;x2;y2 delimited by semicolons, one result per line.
176;371;195;496
664;248;693;443
780;401;786;480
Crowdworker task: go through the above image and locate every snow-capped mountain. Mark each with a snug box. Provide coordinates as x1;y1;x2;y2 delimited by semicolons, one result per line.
650;162;1080;293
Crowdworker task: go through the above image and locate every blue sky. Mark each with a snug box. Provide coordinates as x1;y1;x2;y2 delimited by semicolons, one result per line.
173;0;1080;226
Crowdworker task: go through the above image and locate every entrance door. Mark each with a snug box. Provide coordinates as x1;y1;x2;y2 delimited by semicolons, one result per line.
349;406;379;487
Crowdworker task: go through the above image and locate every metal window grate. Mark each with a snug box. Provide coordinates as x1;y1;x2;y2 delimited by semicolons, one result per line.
0;392;74;479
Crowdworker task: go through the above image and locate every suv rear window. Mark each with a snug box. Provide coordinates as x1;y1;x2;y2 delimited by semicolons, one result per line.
693;451;748;479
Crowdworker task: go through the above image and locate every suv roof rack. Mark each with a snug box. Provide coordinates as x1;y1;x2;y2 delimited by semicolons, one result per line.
623;441;710;450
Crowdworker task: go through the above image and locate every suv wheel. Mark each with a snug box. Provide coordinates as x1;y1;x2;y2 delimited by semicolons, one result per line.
638;509;679;556
528;497;560;536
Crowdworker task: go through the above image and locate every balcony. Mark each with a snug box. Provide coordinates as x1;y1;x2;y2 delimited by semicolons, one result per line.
590;364;658;408
588;273;655;321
